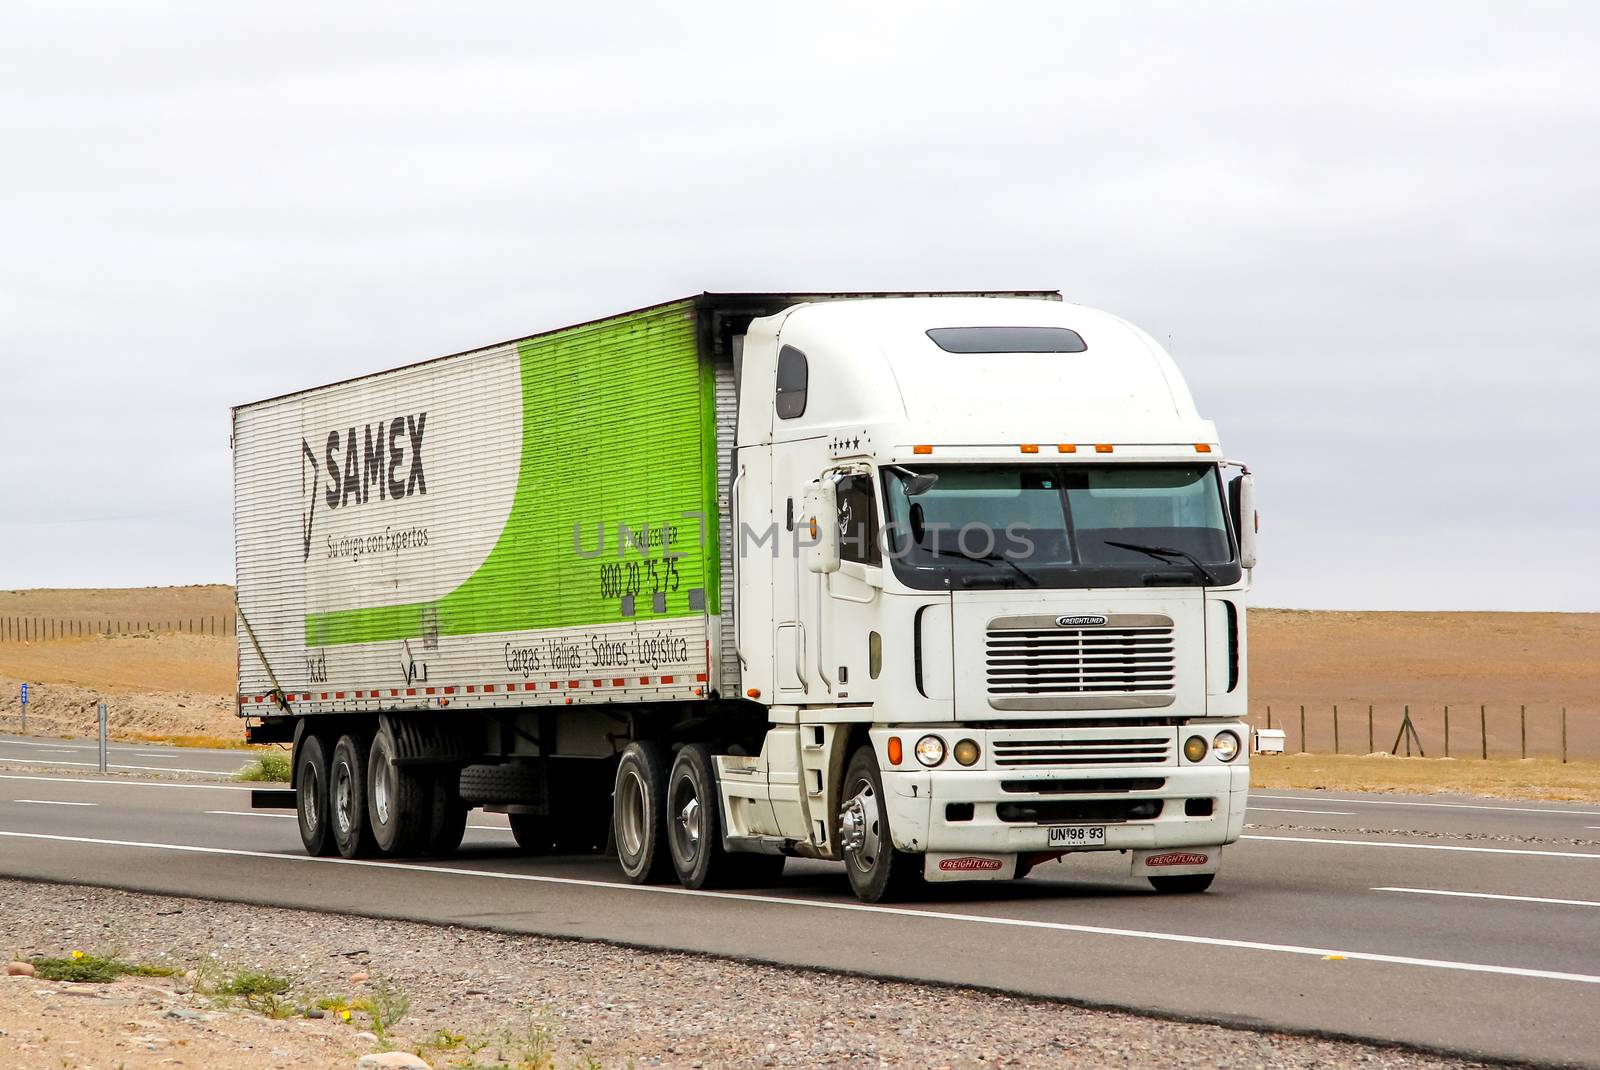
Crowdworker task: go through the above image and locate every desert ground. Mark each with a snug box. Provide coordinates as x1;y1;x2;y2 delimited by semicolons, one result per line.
1;588;1595;765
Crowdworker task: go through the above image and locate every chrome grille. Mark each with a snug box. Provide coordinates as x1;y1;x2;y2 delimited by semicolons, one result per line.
991;736;1173;767
985;625;1176;699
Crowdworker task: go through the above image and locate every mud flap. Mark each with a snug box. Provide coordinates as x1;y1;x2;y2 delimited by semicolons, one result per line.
1131;847;1221;877
923;852;1017;881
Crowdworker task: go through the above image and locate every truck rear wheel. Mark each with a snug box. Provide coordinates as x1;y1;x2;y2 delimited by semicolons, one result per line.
367;718;430;856
613;741;673;884
666;744;784;888
294;732;334;857
330;731;378;859
840;746;922;903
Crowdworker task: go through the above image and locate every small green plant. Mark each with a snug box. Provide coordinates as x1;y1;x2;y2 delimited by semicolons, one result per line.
218;969;293;1016
29;950;180;983
236;753;291;782
352;977;411;1045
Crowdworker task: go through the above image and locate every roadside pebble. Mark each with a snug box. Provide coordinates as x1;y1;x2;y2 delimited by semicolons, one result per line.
356;1053;431;1070
7;961;35;977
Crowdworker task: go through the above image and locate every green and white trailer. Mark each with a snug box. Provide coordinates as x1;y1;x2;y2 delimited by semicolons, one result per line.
234;291;1259;901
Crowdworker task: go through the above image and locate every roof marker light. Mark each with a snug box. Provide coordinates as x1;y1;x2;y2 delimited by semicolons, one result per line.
913;445;933;455
1194;443;1213;453
1057;444;1077;453
1020;444;1039;454
1095;444;1114;453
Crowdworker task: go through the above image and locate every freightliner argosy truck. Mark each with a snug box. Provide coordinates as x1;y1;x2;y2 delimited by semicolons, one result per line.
233;291;1259;902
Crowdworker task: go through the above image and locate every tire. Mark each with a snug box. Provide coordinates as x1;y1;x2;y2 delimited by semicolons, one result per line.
329;732;378;859
665;744;782;889
423;769;468;855
294;732;334;857
1149;873;1215;894
839;746;922;903
367;718;430;857
613;741;673;884
458;762;541;806
1013;858;1034;881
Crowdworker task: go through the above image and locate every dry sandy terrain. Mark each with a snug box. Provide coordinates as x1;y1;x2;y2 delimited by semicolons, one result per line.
1251;754;1600;802
1248;608;1599;760
0;878;1493;1070
1;588;1596;769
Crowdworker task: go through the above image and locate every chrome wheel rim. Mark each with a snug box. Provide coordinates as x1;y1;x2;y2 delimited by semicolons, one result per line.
333;760;353;836
840;777;882;874
617;767;647;860
670;772;702;866
300;760;321;836
374;758;392;826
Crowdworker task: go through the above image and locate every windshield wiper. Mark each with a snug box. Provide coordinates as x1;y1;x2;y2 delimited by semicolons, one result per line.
1102;540;1219;586
956;548;1041;587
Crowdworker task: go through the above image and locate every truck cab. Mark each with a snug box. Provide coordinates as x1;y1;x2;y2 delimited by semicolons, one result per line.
703;296;1257;900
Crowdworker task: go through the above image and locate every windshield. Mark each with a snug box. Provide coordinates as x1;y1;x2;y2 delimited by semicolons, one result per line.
880;464;1240;590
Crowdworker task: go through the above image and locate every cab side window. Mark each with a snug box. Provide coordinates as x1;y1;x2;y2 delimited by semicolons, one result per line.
836;474;881;566
776;345;808;419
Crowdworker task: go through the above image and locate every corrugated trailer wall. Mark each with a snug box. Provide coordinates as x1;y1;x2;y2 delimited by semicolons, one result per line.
234;300;724;718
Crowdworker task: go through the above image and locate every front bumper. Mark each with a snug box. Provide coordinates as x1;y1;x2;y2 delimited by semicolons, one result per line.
870;725;1249;857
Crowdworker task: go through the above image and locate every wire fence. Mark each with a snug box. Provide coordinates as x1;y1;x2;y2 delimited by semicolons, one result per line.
0;616;236;641
1246;703;1595;762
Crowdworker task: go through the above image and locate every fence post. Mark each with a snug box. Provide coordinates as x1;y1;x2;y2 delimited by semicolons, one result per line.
97;701;108;773
1333;705;1340;754
1480;704;1487;760
1368;705;1374;753
1444;705;1450;758
1562;707;1568;764
1300;704;1307;752
1266;706;1272;730
1520;704;1527;760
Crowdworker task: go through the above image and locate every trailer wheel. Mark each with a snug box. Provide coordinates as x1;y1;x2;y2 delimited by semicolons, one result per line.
293;732;334;857
330;732;378;859
839;746;923;903
613;741;673;884
1148;873;1215;894
367;718;429;856
423;769;468;855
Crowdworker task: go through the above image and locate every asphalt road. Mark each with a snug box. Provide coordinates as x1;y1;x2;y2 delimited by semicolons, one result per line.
2;738;1598;1067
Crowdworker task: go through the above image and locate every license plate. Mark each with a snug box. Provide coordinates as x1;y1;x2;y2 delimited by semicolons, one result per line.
1047;825;1107;848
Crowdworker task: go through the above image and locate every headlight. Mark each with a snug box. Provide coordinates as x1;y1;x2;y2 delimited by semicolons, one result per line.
952;739;981;766
914;734;947;767
1183;735;1208;763
1212;730;1241;762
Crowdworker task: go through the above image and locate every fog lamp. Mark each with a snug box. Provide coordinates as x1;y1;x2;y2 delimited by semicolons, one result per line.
1183;735;1209;763
953;739;981;766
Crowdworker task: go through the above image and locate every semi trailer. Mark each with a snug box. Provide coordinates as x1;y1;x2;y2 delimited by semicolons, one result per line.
233;291;1258;902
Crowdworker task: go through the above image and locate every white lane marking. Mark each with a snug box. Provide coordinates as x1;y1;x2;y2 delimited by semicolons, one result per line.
1249;806;1357;816
1375;887;1600;908
12;799;97;807
1244;834;1600;860
0;738;246;757
0;773;250;792
467;825;513;832
0;830;1596;987
0;739;88;749
0;756;233;776
205;810;294;819
1251;794;1600;818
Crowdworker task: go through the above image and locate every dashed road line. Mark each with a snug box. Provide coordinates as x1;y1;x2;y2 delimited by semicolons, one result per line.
1374;887;1600;908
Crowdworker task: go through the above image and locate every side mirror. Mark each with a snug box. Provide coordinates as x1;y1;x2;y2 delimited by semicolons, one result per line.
1236;472;1258;569
801;478;840;574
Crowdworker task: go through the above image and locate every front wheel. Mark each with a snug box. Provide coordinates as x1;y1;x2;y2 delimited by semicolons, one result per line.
839;746;922;903
1149;873;1215;894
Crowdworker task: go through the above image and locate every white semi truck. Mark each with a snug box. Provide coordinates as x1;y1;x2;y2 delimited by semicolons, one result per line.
233;291;1257;902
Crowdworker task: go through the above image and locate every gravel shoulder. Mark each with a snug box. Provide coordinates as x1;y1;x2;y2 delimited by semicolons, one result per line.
2;878;1496;1070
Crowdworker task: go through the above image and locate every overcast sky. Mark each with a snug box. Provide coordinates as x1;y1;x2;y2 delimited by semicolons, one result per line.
1;3;1595;610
